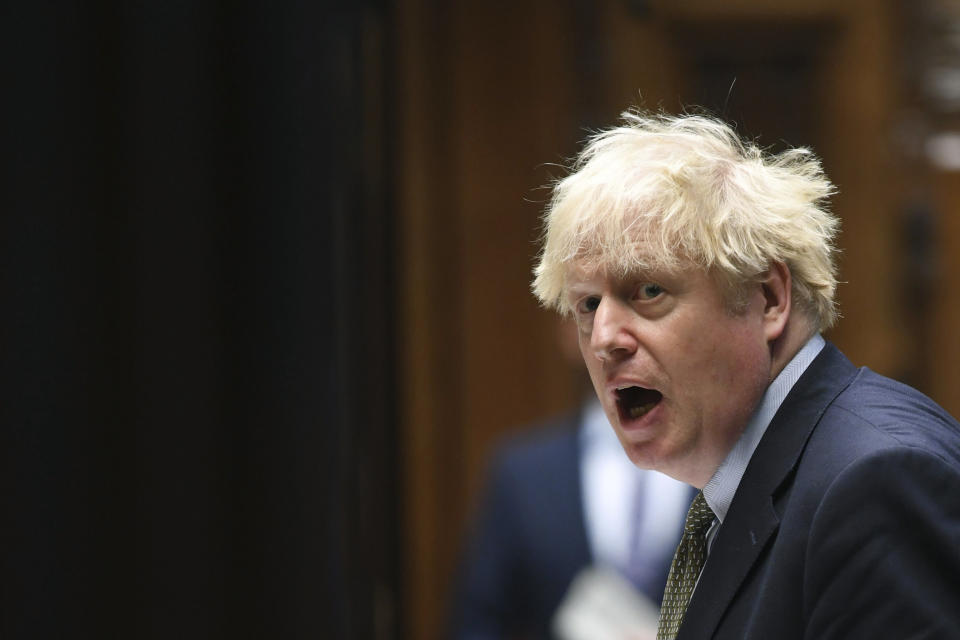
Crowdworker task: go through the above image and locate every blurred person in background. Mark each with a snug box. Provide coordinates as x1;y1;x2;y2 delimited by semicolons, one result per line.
449;319;694;640
532;110;960;639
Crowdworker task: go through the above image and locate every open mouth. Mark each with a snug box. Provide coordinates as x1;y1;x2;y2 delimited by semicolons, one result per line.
616;386;663;421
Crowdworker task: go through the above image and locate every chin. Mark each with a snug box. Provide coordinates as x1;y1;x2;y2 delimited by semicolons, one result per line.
619;438;660;470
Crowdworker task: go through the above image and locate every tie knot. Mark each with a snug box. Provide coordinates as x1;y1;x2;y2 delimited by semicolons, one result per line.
683;491;715;537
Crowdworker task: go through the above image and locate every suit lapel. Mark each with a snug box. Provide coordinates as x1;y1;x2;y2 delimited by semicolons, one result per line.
677;343;859;639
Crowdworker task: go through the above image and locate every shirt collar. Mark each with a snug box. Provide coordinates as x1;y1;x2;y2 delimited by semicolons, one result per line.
702;333;825;522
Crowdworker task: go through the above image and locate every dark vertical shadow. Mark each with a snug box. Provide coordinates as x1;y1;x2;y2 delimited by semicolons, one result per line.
1;1;399;638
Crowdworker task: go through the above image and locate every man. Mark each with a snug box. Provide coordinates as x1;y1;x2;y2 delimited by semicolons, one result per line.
450;320;693;639
531;111;960;639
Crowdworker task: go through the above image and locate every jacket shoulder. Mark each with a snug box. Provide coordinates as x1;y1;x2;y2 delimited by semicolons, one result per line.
823;367;960;467
491;412;581;476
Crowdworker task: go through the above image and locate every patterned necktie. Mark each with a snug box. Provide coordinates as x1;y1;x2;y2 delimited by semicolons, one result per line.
656;491;716;640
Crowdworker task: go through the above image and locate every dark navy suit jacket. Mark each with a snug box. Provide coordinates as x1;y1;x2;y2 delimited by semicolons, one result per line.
449;413;590;639
682;342;960;639
449;411;681;639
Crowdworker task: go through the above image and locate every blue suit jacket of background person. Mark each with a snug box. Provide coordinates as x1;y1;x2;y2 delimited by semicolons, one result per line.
448;407;680;639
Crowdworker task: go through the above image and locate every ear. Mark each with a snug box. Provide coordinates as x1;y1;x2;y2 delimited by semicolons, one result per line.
761;261;791;343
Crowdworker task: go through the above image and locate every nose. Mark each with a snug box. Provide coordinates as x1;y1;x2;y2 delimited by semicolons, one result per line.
590;297;638;361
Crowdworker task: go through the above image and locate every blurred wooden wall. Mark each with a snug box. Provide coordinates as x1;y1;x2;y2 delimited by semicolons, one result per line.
395;0;957;637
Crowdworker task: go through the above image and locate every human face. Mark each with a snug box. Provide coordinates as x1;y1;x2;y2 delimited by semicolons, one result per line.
566;265;774;487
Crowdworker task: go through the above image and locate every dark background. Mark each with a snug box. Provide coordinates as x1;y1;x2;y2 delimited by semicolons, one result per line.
6;1;960;639
2;2;395;637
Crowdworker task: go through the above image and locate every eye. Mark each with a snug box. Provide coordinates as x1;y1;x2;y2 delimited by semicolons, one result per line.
577;295;601;314
635;283;664;301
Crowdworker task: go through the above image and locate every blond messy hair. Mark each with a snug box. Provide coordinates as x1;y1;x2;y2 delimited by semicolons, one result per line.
532;110;840;330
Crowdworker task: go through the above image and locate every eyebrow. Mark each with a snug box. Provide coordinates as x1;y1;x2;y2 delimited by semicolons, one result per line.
563;280;598;301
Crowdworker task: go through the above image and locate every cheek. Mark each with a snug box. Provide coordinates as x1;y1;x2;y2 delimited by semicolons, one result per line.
684;319;767;387
578;331;590;358
578;334;599;368
578;342;604;386
713;333;771;408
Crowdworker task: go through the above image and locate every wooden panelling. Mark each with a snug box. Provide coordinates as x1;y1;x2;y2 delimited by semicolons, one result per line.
929;170;960;418
396;2;463;637
815;0;907;378
397;2;583;637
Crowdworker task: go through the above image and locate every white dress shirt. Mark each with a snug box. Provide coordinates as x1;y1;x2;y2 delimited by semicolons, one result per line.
702;333;826;551
580;398;691;585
